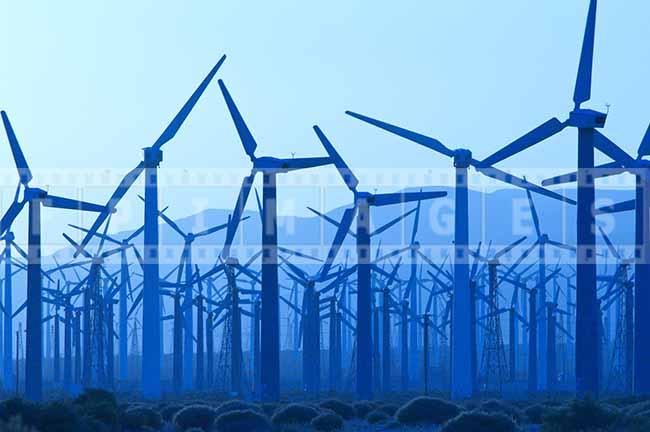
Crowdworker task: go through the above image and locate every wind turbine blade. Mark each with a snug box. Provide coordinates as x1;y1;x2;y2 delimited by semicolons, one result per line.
345;111;455;158
222;172;256;258
68;223;121;245
370;191;447;207
1;111;32;185
131;246;146;273
524;185;542;238
254;188;264;224
152;55;226;150
127;290;144;319
321;264;357;293
197;263;225;282
218;79;257;160
62;233;93;259
370;207;416;237
573;0;597;106
307;206;356;238
597;226;621;260
494;236;528;260
593;132;634;165
125;224;145;242
100;245;127;260
42;195;106;213
481;118;566;166
194;220;231;238
541;161;625;187
385;259;402;289
473;163;575;204
159;210;186;238
470;242;482;280
10;240;28;261
12;300;27;318
595;200;635;215
278;246;322;263
276;157;332;171
374;245;411;264
637;123;650;158
0;200;26;235
410;198;421;244
96;213;112;255
76;161;145;255
233;263;262;284
283;259;309;284
320;206;356;278
313;125;359;190
546;239;576;253
500;240;539;283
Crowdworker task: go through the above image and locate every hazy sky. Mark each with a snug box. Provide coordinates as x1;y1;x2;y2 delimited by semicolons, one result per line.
1;0;649;239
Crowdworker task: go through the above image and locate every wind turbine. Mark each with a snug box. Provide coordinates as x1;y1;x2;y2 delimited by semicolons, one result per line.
67;222;143;387
0;205;28;393
480;0;607;396
154;204;230;391
217;79;331;401
0;111;107;401
521;184;576;390
544;123;650;394
342;112;572;400
74;56;226;398
312;125;447;399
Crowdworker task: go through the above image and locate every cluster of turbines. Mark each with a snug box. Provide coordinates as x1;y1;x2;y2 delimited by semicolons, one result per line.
0;0;648;403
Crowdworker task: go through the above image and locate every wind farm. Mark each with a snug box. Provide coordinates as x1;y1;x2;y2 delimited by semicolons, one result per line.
1;0;650;431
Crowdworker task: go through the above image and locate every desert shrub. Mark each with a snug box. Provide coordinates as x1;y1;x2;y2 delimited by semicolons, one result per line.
311;412;344;432
74;388;117;408
259;403;277;418
214;400;260;417
621;414;650;432
395;397;461;425
626;400;650;416
440;411;516;432
121;405;163;431
34;402;78;432
319;399;355;420
271;403;320;426
383;419;402;429
542;398;620;432
352;401;374;418
478;399;524;423
73;388;118;429
366;409;390;424
160;404;183;422
214;409;271;432
173;404;217;431
75;400;117;428
0;415;39;432
524;403;555;424
0;398;39;426
78;415;111;432
377;403;398;417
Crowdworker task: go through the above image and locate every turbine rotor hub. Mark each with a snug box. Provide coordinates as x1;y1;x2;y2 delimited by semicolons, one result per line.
143;147;163;167
453;149;472;168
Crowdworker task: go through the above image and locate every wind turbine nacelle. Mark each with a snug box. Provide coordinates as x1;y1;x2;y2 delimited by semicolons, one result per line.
453;149;472;168
24;188;47;200
568;109;607;129
225;257;239;265
143;147;163;166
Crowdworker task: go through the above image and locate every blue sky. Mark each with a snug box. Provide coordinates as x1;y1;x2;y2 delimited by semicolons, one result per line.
1;0;649;239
